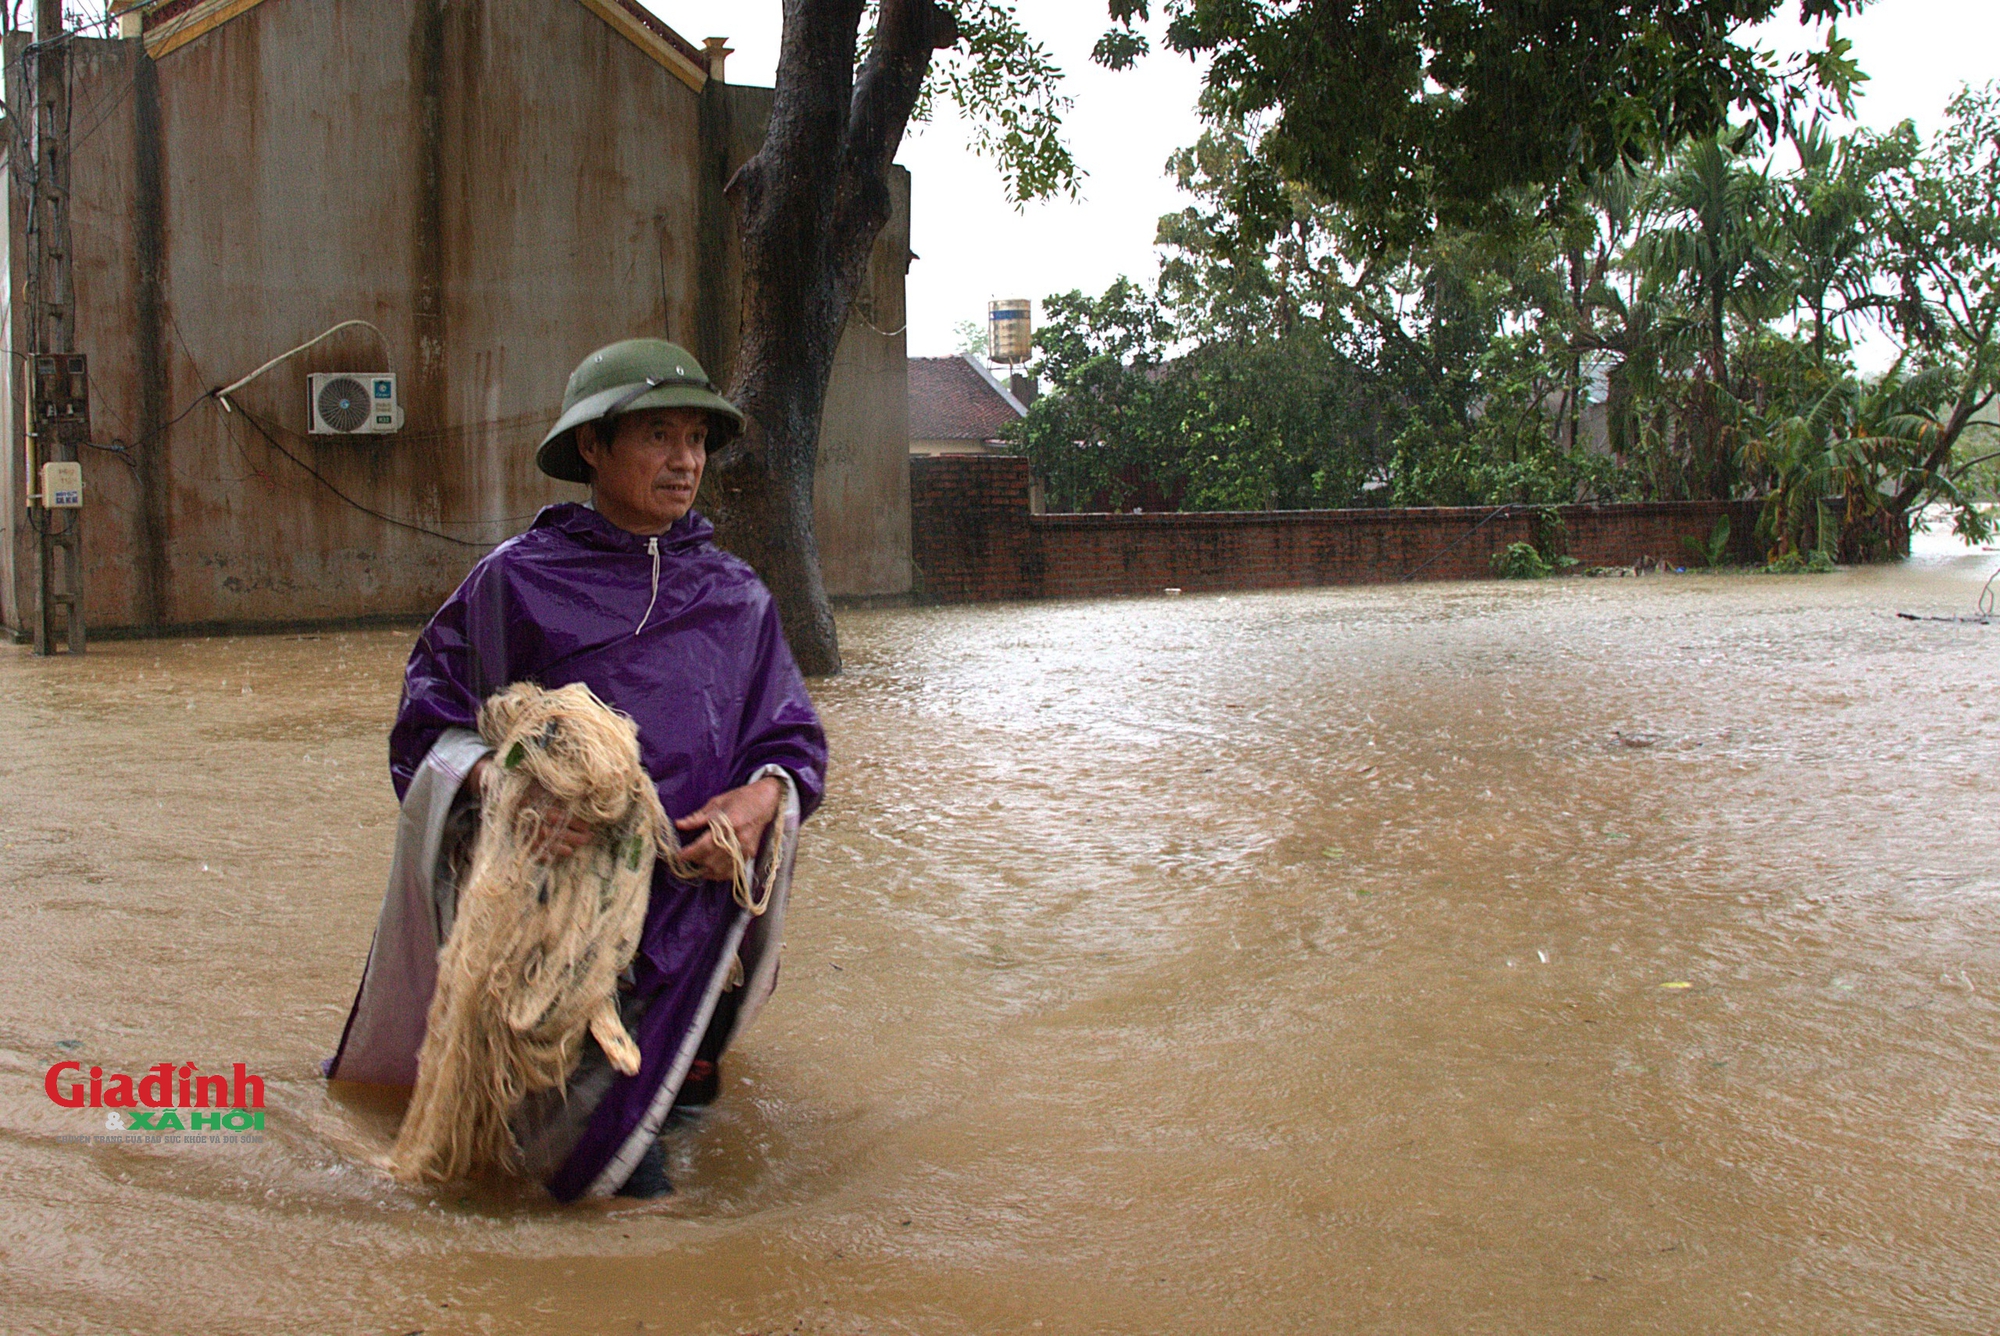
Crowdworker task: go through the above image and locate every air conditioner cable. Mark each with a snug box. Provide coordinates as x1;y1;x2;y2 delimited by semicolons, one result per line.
215;319;395;413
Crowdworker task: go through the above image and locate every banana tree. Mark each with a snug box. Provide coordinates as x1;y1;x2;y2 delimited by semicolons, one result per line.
1746;361;1993;560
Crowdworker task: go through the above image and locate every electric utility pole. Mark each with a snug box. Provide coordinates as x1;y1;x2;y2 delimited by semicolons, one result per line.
27;0;84;655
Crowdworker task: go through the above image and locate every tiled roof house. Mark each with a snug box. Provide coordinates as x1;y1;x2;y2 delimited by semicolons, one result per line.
909;355;1027;455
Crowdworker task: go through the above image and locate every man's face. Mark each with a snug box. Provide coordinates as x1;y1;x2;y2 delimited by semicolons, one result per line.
577;406;710;533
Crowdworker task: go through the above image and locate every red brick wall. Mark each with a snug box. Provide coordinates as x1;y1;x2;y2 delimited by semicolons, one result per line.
911;455;1760;603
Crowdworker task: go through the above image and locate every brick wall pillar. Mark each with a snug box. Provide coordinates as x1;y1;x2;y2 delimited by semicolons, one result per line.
909;455;1041;601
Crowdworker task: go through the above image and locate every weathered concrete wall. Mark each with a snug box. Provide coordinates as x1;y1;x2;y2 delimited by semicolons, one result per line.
817;168;911;599
911;454;1764;602
3;33;156;634
1;2;912;640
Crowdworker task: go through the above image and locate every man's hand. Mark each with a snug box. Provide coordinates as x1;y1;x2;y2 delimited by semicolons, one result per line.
674;776;783;882
466;755;598;861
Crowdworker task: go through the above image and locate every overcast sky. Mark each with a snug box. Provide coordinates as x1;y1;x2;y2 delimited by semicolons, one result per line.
643;1;2000;359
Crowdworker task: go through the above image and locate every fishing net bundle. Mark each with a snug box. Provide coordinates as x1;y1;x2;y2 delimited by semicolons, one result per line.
389;681;777;1185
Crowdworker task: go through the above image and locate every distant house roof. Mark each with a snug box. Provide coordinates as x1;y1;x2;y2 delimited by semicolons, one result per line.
909;355;1027;442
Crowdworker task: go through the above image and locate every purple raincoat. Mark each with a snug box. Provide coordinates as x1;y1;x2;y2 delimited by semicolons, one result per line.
328;502;826;1200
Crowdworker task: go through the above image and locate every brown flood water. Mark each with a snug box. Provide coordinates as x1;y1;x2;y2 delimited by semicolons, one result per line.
4;548;2000;1334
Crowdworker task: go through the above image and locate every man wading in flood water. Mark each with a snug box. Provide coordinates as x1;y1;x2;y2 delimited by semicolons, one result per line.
326;339;828;1200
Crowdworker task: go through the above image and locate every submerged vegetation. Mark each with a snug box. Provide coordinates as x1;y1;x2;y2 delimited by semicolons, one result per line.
1492;543;1555;580
1012;84;2000;565
1685;516;1736;570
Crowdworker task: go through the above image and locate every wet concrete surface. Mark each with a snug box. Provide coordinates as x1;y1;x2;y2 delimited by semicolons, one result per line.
3;545;1999;1334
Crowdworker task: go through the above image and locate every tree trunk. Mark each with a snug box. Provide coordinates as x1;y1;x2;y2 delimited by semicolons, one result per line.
1565;247;1585;454
1890;372;1993;514
1700;292;1732;499
703;0;954;676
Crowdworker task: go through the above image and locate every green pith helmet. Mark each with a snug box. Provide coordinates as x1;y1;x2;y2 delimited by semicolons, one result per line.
536;338;745;483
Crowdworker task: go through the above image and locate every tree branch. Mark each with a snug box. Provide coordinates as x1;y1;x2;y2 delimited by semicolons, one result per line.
831;0;955;283
1893;355;1990;512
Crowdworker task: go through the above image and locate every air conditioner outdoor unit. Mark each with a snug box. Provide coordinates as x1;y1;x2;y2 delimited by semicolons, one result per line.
308;372;404;435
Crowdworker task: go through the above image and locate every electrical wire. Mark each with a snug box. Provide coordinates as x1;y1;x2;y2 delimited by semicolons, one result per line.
24;510;76;537
216;319;395;408
80;437;136;466
89;383;222;464
154;311;551;506
1399;503;1524;582
233;403;515;550
15;1;216;162
11;7;214;520
851;315;909;338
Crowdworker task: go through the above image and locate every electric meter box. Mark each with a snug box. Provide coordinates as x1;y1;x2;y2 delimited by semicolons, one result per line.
42;461;82;508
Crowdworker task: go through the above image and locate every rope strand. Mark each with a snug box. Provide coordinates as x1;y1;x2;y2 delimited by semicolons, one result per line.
660;808;781;917
391;682;781;1185
392;683;659;1184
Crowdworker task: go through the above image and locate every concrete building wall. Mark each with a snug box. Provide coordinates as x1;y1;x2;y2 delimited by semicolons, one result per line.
816;170;911;599
1;0;912;639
